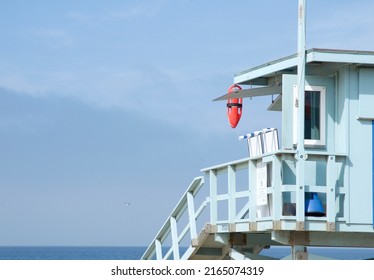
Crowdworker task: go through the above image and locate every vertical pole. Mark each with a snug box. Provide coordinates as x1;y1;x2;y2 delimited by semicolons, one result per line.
372;120;374;228
295;0;306;228
292;245;308;260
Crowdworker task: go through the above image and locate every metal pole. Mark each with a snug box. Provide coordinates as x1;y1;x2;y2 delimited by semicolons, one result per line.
297;0;306;151
295;0;306;227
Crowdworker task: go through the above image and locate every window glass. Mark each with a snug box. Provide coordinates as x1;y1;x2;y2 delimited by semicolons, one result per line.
305;91;321;140
293;85;326;147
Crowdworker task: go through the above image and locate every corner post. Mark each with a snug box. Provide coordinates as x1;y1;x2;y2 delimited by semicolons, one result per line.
295;0;307;228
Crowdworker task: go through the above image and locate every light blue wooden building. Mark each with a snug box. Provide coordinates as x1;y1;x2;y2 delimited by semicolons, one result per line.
142;2;374;260
233;47;374;237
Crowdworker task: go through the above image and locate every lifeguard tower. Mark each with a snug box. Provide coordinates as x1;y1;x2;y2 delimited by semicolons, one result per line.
142;1;374;260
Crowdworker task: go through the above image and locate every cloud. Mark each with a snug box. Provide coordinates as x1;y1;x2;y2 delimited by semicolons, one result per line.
0;63;236;135
67;0;165;25
0;70;52;97
0;115;49;133
0;0;287;136
32;28;74;49
308;2;374;49
106;4;161;21
66;11;95;25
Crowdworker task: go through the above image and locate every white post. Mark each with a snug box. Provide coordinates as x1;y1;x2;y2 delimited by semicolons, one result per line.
228;165;236;227
326;156;336;229
170;216;180;260
295;0;306;226
155;239;163;260
209;170;218;224
187;191;198;240
249;160;257;224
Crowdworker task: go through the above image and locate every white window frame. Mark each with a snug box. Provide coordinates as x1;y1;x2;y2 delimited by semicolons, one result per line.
293;85;326;147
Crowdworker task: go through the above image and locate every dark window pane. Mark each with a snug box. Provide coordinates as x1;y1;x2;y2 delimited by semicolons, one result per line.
304;91;320;140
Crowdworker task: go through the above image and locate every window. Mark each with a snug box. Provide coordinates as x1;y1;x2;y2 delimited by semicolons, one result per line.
293;85;326;147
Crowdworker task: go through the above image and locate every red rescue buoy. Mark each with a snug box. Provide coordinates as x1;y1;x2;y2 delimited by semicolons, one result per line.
227;84;243;128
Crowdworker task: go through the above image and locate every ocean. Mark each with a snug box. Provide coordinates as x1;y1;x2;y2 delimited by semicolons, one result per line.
0;246;146;260
1;246;374;260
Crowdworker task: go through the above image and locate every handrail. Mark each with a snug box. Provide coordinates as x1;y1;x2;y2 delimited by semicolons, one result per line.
142;151;347;260
141;176;205;260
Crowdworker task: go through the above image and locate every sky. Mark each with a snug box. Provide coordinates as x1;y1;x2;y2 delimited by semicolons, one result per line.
0;0;374;246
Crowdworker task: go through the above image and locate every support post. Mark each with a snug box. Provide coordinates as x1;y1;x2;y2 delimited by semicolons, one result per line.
292;245;308;260
295;0;307;228
272;155;282;228
326;156;336;230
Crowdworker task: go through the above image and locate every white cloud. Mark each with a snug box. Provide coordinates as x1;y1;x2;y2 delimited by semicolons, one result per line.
0;114;50;133
308;2;374;49
32;28;74;49
66;11;95;25
67;0;165;25
106;5;160;21
0;63;235;135
0;70;52;97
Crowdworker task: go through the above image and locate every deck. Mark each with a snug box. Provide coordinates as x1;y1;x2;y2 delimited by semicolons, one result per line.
141;149;374;260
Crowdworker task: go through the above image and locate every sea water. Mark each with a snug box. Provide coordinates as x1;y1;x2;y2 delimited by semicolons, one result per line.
0;246;146;260
0;246;374;260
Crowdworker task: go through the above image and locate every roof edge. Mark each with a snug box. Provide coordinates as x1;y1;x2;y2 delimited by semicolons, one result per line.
234;48;374;85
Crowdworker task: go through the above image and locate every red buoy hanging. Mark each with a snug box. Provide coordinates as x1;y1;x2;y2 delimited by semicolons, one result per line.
227;84;243;128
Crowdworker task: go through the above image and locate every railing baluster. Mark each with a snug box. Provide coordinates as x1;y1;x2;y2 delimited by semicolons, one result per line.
210;170;218;225
187;191;197;241
155;239;162;260
170;216;180;260
228;165;236;227
272;155;282;224
249;159;257;223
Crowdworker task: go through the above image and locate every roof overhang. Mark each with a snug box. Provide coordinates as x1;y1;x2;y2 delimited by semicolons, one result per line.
213;85;281;102
234;48;374;86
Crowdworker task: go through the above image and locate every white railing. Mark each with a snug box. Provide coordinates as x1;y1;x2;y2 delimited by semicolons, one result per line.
141;151;347;260
141;176;206;260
